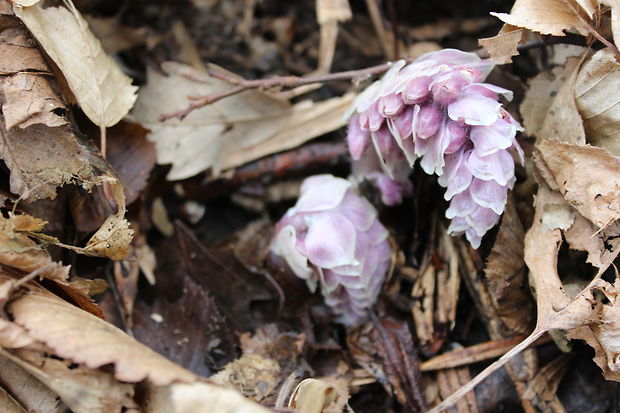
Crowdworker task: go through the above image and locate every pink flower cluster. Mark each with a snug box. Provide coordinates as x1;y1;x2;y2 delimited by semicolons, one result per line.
346;49;524;248
271;175;391;326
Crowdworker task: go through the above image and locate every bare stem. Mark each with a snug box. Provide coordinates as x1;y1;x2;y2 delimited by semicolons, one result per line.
159;61;397;121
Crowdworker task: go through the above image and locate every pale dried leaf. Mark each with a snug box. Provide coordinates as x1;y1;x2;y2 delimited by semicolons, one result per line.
565;212;620;270
537;139;620;228
484;199;534;334
2;74;67;129
14;2;138;127
602;0;620;46
491;0;592;36
575;48;620;155
146;382;272;413
289;378;338;413
478;25;524;64
0;353;61;413
2;349;136;413
523;354;571;411
8;290;198;385
536;58;586;144
132;62;354;180
211;354;280;401
0;26;49;74
84;15;147;54
0;386;27;413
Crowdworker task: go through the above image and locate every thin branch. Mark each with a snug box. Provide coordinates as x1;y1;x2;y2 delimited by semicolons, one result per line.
159;61;397;121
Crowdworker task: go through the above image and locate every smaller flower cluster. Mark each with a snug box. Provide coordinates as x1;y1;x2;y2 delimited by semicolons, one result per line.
346;49;524;247
271;175;391;326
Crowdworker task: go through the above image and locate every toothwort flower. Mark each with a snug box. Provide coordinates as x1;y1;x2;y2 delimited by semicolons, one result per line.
270;175;391;326
346;49;524;248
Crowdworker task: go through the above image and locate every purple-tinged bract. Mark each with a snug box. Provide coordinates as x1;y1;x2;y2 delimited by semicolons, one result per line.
270;174;391;326
345;49;524;248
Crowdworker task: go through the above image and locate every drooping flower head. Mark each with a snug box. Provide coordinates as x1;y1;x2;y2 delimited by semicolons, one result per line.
346;49;524;248
270;175;391;326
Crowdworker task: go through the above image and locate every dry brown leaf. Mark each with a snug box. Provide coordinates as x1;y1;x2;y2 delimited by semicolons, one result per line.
7;289;198;385
131;62;354;180
146;382;272;413
84;15;147;54
288;378;341;413
575;48;620;155
211;354;281;402
478;25;524;64
523;354;572;411
537;139;620;228
2;349;137;413
0;386;27;413
0;353;60;413
491;0;593;36
14;1;138;127
484;198;535;335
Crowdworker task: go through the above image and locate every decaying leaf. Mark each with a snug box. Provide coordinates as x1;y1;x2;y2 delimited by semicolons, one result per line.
575;48;620;155
132;62;354;180
478;25;524;64
491;0;594;37
7;288;198;385
288;378;348;413
484;198;535;335
14;1;138;127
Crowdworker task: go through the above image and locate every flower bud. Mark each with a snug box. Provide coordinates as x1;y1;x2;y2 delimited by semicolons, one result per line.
271;175;391;325
414;103;443;139
402;75;432;104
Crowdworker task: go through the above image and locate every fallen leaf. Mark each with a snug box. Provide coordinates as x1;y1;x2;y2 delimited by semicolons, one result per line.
131;62;354;179
0;353;60;413
491;0;593;36
484;198;535;335
478;25;524;64
536;139;620;228
2;349;137;413
288;378;338;413
7;287;198;385
84;15;147;54
575;48;620;155
0;386;27;413
145;382;272;413
523;354;572;411
14;1;138;127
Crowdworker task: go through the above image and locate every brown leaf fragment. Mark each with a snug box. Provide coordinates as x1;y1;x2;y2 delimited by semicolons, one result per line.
348;317;425;411
211;354;281;402
575;48;620;155
84;15;147;54
478;25;524;64
537;139;620;228
564;211;620;270
0;386;27;413
3;348;137;413
14;1;138;127
436;367;479;413
0;26;48;74
491;0;593;36
106;121;156;205
526;57;586;144
288;378;341;413
484;198;535;334
133;264;238;375
0;353;61;413
0;123;95;202
7;290;198;385
523;354;572;411
145;382;272;413
2;73;67;129
132;62;354;179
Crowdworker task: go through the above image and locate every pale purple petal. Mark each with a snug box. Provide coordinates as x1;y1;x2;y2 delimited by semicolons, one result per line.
340;192;377;231
470;118;515;156
467;150;514;186
446;189;477;219
413;103;443;139
347;114;371;160
296;175;351;212
447;95;501;126
419;121;451;175
402;75;432;104
431;72;469;105
378;94;404;117
305;210;357;268
463;83;513;101
469;178;508;214
444;121;468;154
465;206;501;236
271;225;315;287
